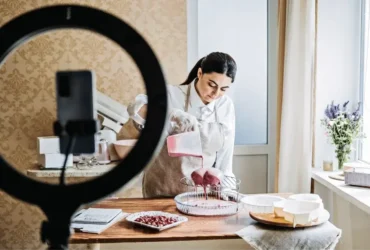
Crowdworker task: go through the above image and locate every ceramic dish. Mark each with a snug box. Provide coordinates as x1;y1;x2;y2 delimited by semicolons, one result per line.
288;193;322;202
241;195;285;214
283;199;322;227
288;193;323;209
273;200;286;218
126;211;188;231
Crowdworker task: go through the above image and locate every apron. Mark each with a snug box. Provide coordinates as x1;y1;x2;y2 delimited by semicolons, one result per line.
142;85;224;198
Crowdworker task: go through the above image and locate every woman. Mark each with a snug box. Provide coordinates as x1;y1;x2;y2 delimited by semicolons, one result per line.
128;52;237;198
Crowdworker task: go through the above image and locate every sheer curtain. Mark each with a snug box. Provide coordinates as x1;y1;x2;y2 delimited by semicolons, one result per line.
275;0;317;193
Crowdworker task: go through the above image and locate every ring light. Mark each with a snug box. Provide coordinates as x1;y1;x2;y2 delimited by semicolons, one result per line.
0;5;168;249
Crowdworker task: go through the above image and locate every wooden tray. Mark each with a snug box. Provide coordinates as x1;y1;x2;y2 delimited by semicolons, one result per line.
329;173;344;181
249;210;330;228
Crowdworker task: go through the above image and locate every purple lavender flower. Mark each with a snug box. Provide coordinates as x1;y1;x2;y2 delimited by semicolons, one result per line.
343;101;350;118
343;101;350;110
324;101;341;119
352;102;361;121
324;101;362;121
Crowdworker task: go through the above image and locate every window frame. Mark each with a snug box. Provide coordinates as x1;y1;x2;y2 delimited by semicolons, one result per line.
358;0;369;163
187;0;279;192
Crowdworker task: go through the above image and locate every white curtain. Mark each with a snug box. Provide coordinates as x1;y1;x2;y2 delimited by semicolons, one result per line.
278;0;316;193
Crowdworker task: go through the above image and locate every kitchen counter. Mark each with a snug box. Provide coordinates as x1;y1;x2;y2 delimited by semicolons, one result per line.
312;169;370;215
26;163;143;198
26;163;117;178
311;168;370;250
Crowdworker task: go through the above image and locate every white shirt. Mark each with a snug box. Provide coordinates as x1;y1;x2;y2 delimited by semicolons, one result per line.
167;82;235;177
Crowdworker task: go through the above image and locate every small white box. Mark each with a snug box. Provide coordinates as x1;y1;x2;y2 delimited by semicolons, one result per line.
37;136;60;154
345;168;370;188
38;153;73;169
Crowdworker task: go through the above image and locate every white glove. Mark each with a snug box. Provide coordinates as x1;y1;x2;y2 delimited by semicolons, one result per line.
127;96;198;135
127;94;147;128
167;108;199;135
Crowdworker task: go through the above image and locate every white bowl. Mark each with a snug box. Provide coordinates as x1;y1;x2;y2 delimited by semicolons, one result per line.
241;195;285;214
113;139;137;159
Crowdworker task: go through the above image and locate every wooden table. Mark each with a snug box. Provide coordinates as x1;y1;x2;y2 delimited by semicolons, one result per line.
70;194;291;247
71;198;245;244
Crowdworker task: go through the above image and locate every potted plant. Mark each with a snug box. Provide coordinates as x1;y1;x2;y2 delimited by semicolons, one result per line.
321;101;364;170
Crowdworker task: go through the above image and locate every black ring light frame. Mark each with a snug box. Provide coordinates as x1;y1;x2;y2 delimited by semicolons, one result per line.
0;5;168;249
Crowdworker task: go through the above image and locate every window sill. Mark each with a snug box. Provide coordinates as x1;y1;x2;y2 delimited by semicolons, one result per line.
312;168;370;216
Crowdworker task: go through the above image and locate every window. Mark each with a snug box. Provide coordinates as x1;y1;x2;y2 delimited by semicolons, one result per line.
196;0;268;145
360;0;370;163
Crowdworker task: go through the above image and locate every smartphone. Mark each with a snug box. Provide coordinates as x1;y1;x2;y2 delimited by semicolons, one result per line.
56;70;98;154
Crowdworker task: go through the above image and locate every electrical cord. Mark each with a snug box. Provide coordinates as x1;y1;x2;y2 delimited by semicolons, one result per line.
60;136;76;186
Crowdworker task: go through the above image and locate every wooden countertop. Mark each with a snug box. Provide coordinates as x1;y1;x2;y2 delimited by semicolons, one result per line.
70;194;291;244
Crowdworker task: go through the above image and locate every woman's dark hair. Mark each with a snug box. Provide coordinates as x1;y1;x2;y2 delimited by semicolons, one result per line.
181;52;237;85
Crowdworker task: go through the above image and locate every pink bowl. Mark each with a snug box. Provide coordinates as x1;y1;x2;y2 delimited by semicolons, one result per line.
113;139;137;159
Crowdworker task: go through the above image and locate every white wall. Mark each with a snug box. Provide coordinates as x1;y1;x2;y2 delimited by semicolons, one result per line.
315;0;362;168
187;0;198;71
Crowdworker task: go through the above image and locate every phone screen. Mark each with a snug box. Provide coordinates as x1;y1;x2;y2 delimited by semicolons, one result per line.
56;70;98;154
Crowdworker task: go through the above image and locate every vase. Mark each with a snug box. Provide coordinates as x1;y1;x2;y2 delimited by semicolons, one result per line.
335;144;351;170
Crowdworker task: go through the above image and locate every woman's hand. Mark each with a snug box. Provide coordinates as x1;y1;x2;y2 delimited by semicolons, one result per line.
128;94;198;135
168;109;198;135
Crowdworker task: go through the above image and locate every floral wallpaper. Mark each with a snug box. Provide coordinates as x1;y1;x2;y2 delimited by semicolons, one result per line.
0;0;187;249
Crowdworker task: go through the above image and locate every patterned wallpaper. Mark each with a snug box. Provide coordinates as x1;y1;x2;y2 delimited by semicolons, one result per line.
0;0;187;249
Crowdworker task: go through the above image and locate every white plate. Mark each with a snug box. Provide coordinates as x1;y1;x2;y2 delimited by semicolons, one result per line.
250;209;331;228
126;211;188;231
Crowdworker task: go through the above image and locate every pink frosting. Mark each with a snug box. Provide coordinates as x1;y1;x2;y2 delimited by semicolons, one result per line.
203;168;223;186
191;168;207;185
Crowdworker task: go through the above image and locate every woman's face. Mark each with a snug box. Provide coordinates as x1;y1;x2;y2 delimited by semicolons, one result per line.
196;68;232;104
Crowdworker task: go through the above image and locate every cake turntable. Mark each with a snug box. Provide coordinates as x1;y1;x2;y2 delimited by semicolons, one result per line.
174;175;241;216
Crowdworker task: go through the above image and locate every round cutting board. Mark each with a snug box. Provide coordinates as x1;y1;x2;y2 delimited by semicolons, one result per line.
328;173;344;181
249;209;330;228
